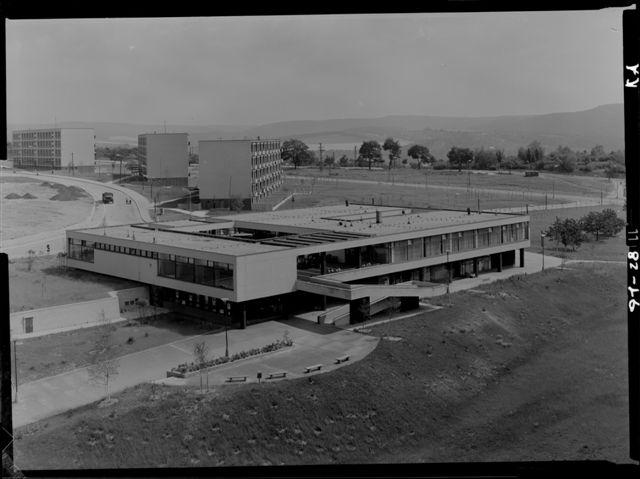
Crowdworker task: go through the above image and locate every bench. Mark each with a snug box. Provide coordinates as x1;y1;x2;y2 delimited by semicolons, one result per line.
266;372;287;380
304;364;322;373
335;355;350;364
226;376;247;383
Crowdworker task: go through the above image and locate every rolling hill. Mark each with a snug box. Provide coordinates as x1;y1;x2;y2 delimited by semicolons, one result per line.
7;103;624;159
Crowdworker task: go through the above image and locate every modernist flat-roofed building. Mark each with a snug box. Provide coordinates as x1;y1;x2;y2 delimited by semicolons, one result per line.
198;139;283;210
66;204;530;327
12;128;95;171
138;133;189;185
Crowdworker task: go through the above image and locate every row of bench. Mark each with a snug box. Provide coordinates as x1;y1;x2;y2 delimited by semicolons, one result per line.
225;354;350;383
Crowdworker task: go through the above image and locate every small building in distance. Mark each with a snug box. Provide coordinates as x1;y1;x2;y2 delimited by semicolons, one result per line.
12;128;95;171
137;132;189;185
198;138;283;210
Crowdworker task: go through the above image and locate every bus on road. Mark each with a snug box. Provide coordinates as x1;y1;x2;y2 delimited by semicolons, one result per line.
102;192;114;204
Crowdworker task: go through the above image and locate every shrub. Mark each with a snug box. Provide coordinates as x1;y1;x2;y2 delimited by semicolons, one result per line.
171;337;294;374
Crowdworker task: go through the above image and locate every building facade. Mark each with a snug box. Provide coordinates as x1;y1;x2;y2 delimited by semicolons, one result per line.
66;204;530;328
12;128;95;171
198;139;283;210
137;133;189;185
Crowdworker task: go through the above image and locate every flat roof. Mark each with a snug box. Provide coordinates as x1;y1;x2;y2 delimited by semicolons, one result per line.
218;204;525;237
74;223;288;256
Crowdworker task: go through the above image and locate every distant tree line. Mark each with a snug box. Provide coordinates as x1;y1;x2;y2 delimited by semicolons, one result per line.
543;208;625;251
279;137;625;177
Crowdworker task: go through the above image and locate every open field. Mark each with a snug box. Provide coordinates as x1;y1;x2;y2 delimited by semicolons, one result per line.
14;263;630;467
286;167;615;198
527;204;626;261
9;255;139;313
14;313;225;385
119;181;191;204
1;176;93;242
280;177;564;212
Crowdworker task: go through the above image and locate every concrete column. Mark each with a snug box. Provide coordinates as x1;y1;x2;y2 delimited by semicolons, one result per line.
320;252;326;275
497;253;503;272
231;302;247;329
349;297;370;324
320;295;327;311
520;248;525;268
400;296;419;312
473;258;479;276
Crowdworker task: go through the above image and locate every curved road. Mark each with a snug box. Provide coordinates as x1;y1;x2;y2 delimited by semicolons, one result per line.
1;171;153;258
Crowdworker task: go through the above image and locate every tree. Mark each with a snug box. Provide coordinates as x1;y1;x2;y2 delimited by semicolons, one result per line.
518;141;545;167
382;137;402;169
338;155;350;167
605;161;624;179
495;150;504;171
446;147;474;171
358;140;382;170
581;211;605;241
87;310;120;401
473;148;498;170
323;155;335;168
26;249;36;272
281;139;311;169
599;208;625;237
407;144;434;169
545;217;584;251
193;341;209;392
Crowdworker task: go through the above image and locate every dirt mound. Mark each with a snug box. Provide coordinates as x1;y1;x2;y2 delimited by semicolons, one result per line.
21;192;37;199
39;181;53;187
4;192;22;199
49;185;88;201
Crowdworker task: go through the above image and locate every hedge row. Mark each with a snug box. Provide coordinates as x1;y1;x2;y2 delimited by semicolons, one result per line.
172;337;294;374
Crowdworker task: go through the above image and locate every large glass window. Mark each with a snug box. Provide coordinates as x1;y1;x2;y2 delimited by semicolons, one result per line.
407;238;424;261
68;238;94;262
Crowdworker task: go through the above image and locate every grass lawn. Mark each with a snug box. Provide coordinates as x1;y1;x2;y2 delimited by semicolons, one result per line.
286;168;614;198
14;263;629;467
280;177;561;212
527;205;627;261
14;313;226;385
9;255;139;313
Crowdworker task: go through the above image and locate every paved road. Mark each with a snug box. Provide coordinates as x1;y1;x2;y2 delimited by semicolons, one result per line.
1;170;153;258
12;320;377;428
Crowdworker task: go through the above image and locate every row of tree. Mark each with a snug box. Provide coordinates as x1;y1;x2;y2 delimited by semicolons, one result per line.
543;209;625;251
280;138;625;178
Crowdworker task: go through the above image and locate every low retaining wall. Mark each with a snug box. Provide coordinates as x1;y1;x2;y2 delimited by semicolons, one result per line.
10;296;121;339
10;287;151;339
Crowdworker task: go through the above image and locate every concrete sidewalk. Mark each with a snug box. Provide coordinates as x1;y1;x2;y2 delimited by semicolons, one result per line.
12;320;377;428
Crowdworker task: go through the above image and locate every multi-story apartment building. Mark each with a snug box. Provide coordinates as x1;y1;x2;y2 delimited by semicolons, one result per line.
65;204;530;328
137;133;189;185
11;128;95;171
198;139;283;210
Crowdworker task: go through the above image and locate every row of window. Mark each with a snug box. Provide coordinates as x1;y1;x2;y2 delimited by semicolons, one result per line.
70;239;235;290
157;253;234;290
251;141;280;153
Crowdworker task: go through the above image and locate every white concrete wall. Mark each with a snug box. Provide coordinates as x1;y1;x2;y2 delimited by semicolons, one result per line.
234;251;298;302
198;141;252;199
10;296;121;339
144;133;188;179
60;129;95;167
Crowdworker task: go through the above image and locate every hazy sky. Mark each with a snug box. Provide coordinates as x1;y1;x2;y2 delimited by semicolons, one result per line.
6;9;626;126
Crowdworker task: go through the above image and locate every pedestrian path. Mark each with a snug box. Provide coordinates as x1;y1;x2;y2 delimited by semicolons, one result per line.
12;320;377;428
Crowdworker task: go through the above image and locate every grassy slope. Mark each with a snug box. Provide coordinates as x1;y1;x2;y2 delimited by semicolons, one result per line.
15;263;628;468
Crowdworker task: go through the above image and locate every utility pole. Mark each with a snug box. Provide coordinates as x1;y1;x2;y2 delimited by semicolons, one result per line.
353;145;357;164
318;143;324;165
541;233;546;270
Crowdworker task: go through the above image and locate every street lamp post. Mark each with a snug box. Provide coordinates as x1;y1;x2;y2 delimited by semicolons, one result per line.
541;233;546;270
446;250;451;304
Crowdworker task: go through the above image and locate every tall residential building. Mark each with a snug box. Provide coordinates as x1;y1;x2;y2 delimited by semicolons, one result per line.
198;139;283;210
11;128;95;171
137;133;189;185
